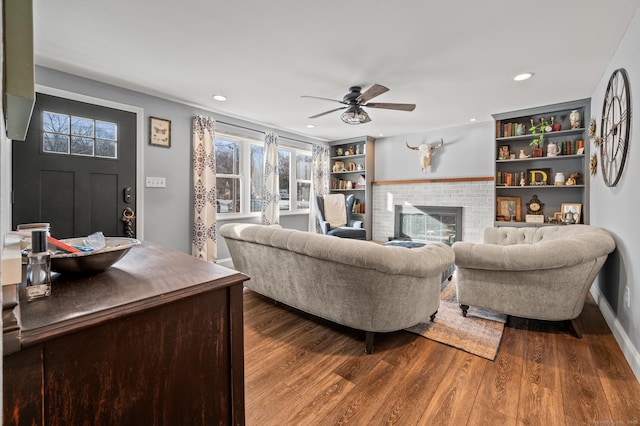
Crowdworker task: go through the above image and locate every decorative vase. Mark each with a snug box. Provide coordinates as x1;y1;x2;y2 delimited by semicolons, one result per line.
570;110;581;129
547;142;558;157
532;146;543;157
554;172;566;185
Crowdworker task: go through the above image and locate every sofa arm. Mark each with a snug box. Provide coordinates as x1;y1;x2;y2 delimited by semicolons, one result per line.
452;238;613;272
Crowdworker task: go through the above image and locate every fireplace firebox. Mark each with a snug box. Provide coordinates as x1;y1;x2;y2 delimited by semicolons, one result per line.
393;205;462;246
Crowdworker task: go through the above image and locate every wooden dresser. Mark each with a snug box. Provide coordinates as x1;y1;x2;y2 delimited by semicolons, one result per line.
3;242;248;426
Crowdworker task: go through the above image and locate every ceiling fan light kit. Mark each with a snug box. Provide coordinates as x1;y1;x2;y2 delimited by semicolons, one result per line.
341;105;371;125
303;84;416;125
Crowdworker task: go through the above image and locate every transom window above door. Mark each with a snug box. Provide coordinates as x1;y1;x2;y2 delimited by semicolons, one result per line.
42;111;118;159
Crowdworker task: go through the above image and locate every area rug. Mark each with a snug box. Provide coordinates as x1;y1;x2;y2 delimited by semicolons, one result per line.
405;278;507;361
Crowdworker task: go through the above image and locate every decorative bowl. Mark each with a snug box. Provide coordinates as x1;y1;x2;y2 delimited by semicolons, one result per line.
51;237;141;274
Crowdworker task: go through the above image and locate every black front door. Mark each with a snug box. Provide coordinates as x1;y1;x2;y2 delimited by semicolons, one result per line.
12;93;137;239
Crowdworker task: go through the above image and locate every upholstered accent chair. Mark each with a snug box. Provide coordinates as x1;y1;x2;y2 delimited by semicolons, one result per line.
315;193;366;240
452;225;616;336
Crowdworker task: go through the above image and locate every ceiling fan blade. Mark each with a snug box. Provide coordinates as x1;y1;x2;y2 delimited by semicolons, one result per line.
364;102;416;111
309;107;347;119
301;95;346;105
356;84;389;103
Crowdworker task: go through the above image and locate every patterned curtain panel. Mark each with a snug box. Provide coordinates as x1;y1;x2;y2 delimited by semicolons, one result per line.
308;143;330;232
261;131;280;225
192;115;217;262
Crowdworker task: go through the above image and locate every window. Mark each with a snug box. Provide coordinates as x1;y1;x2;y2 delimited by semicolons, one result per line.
214;137;241;214
296;153;312;209
42;111;117;158
214;133;311;216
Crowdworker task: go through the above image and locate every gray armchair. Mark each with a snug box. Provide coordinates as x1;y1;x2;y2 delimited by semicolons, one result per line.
453;225;616;336
315;194;366;240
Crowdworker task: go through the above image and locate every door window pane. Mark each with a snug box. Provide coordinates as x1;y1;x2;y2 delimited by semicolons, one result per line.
71;136;94;156
96;140;117;158
71;116;94;137
43;111;69;133
43;133;69;154
96;121;117;140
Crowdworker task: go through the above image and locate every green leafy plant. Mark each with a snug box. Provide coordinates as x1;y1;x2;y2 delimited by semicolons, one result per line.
529;117;550;147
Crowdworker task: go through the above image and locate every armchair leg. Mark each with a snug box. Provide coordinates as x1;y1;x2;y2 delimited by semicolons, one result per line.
563;319;582;338
365;331;374;354
430;310;438;321
460;304;469;317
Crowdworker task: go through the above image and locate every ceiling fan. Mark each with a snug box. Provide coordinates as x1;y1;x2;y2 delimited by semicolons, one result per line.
302;84;416;125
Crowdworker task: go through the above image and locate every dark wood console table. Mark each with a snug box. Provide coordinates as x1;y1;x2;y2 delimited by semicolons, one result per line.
3;242;249;426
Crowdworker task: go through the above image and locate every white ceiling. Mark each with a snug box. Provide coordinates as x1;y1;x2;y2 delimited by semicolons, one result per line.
33;0;640;142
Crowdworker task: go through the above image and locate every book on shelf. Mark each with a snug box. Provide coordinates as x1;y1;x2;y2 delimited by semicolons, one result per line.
496;171;526;186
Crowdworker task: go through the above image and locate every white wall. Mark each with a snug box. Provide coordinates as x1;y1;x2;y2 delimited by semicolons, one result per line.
589;7;640;380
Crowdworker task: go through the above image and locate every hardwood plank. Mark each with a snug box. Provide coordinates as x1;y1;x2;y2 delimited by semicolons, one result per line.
476;316;526;419
556;315;614;424
580;300;640;422
516;320;566;426
373;343;456;425
467;401;517;426
417;350;488;425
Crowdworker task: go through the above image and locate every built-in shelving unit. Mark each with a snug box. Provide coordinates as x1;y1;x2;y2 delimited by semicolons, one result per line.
329;136;375;239
492;99;590;227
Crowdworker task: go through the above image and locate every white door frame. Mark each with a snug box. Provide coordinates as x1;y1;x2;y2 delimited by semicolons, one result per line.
34;84;145;240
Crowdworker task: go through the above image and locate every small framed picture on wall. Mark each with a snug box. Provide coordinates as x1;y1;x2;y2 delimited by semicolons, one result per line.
149;117;171;147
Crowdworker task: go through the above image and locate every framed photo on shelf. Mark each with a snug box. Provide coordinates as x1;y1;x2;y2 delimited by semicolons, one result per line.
149;117;171;147
498;145;510;160
496;196;522;221
561;203;582;223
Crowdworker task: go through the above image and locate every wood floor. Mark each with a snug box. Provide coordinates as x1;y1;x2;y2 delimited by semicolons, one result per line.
243;288;640;426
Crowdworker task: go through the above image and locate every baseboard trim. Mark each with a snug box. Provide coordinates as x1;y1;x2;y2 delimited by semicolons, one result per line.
590;285;640;383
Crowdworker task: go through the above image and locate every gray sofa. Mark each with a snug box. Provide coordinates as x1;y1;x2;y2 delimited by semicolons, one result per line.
452;225;615;333
220;223;455;352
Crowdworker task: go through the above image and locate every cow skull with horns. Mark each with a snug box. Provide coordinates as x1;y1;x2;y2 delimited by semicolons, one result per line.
406;138;444;173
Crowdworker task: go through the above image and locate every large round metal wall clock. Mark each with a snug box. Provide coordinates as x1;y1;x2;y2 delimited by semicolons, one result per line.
600;68;631;187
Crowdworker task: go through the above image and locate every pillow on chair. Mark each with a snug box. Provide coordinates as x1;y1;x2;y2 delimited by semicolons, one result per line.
323;194;347;227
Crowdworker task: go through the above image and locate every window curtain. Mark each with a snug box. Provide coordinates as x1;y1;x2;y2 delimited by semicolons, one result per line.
192;115;217;262
261;131;280;225
308;143;330;232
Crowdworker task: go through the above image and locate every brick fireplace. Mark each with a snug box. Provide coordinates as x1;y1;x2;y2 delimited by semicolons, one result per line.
372;180;494;243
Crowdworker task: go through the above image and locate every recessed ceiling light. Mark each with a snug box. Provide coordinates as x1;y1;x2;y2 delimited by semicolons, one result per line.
469;118;477;122
513;73;534;81
306;124;315;129
378;133;384;137
212;95;227;101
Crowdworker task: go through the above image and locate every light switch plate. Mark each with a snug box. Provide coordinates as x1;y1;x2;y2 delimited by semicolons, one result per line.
146;177;166;188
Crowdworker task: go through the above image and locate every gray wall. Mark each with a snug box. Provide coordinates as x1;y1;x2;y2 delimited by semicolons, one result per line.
589;6;640;379
35;66;320;258
374;121;495;180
